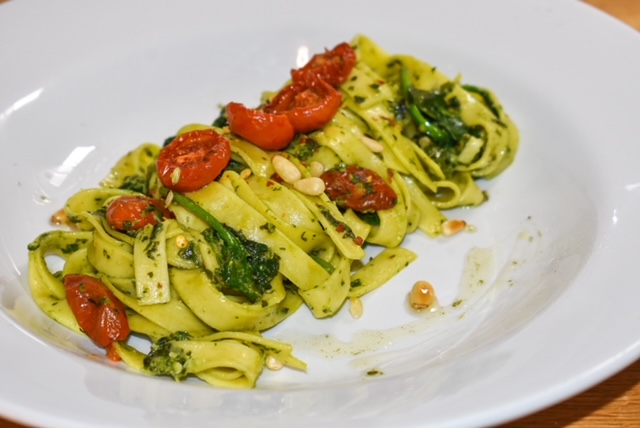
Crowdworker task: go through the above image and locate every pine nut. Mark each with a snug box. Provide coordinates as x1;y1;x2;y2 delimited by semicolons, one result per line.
240;168;252;179
308;161;325;177
50;208;68;226
293;177;326;195
361;136;385;153
164;190;174;207
441;219;467;237
170;167;182;185
265;354;284;371
272;155;301;183
409;280;438;311
175;235;189;249
349;296;363;319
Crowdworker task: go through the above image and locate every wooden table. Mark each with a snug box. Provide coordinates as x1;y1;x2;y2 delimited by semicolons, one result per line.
0;1;639;427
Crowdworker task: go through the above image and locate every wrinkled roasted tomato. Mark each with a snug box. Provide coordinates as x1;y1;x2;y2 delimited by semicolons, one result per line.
157;129;231;192
227;42;356;150
264;77;342;134
321;165;397;212
226;102;295;151
106;195;174;232
291;42;357;87
64;274;130;357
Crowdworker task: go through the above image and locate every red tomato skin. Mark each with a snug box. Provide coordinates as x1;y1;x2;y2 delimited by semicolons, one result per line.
264;79;342;134
321;165;398;212
106;196;173;232
64;274;130;348
291;42;357;88
226;102;295;151
106;343;121;362
157;129;231;192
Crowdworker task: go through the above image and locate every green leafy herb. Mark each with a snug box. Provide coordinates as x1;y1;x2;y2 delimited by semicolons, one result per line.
143;331;192;381
400;67;452;145
212;105;228;128
355;210;380;226
172;192;279;303
118;175;148;193
285;135;320;161
309;254;335;274
223;157;250;175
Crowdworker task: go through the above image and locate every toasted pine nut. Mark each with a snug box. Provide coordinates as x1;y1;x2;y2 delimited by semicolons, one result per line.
308;161;325;177
409;281;438;311
272;155;301;183
240;168;252;179
265;354;284;371
293;177;326;195
164;190;174;207
349;296;363;319
441;219;467;237
361;136;385;153
175;235;189;249
50;208;68;226
170;167;182;185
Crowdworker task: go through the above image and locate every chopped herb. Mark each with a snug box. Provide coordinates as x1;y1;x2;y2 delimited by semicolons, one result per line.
285;135;320;161
355;211;380;226
212;105;228;127
223;158;250;175
318;205;356;240
163;135;175;147
61;239;88;254
309;254;335;274
259;222;276;233
118;175;148;193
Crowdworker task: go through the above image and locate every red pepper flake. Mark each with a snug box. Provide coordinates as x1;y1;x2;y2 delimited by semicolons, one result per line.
270;173;285;184
380;116;398;127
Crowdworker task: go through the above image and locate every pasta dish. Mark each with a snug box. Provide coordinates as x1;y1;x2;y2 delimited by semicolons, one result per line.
27;35;518;388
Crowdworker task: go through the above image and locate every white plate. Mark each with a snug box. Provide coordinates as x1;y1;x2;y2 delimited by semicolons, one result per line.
1;0;639;427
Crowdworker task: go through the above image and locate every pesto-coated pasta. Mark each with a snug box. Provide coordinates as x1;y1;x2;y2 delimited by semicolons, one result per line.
27;35;518;389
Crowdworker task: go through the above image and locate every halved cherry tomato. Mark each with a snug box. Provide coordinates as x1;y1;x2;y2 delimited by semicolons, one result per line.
264;78;342;134
157;129;231;192
321;165;397;212
225;42;355;151
226;102;295;151
64;274;130;351
106;195;173;232
291;42;357;88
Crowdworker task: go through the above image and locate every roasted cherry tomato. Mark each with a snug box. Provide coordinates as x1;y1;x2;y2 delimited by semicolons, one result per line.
321;165;397;212
264;78;342;134
157;128;231;192
291;42;357;88
64;274;130;351
106;195;173;232
226;102;295;151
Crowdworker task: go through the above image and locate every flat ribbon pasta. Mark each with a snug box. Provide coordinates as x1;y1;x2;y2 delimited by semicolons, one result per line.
27;34;518;389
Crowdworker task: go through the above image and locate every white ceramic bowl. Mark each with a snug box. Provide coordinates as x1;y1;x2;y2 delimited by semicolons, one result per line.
1;1;639;427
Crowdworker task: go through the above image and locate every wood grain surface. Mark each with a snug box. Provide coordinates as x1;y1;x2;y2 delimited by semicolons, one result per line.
0;0;638;427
